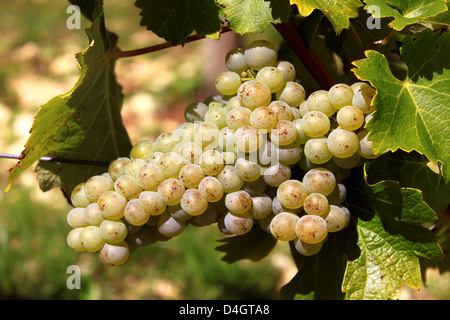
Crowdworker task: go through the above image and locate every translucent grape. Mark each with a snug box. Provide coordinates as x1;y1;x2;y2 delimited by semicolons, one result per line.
328;83;354;110
295;214;328;244
225;48;248;73
85;203;105;226
180;188;208;216
79;226;105;252
108;157;131;181
268;100;293;121
157;211;186;237
327;128;359;158
124;199;149;226
352;85;376;114
255;66;285;93
172;122;196;143
225;95;243;111
138;190;167;216
303;193;330;217
67;207;88;228
275;60;296;82
204;106;228;129
215;71;242;95
277;146;302;166
130;140;157;161
326;183;347;205
292;118;311;144
235;157;261;182
178;164;205;189
198;176;224;203
194;121;220;150
298;100;309;117
275;81;305;108
237;80;272;110
336;105;364;131
357;129;379;159
276;179;308;209
100;219;128;244
291;107;301;119
302;168;336;197
71;183;91;208
98;191;127;220
124;158;146;178
250;106;277;130
223;211;254;235
216;165;244;193
294;238;323;256
234;125;263;153
226;106;252;131
270;120;298;146
155;132;179;153
177;141;203;164
225;190;252;215
157;178;185;206
306;90;336;117
137;163;165;191
158;152;185;179
82;175;113;203
244;40;277;70
325;205;351;232
147;151;164;166
272;196;299;215
184;102;208;122
114;175;143;200
304;137;333;164
199;149;224;175
98;241;130;266
67;228;85;252
262;163;291;187
248;193;272;219
300;111;330;138
270;212;300;241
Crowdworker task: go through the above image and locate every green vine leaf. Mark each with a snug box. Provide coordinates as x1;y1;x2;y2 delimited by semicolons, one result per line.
6;3;132;197
290;0;362;34
364;0;449;31
218;0;291;34
134;0;223;45
352;30;450;182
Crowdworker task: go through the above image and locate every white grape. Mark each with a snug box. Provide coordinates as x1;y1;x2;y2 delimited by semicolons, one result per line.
225;190;252;215
124;199;149;226
237;80;272;110
270;212;300;241
277;146;302;166
326;183;347;205
84;175;114;202
98;241;130;266
357;129;379;159
84;203;105;227
225;48;248;73
180;188;208;216
216;165;244;193
276;179;308;209
215;71;242;95
352;85;376;114
235;157;262;182
262;163;291;187
198;176;224;203
327;128;359;158
130;140;157;161
218;126;236;151
67;228;85;252
108;157;131;181
336;105;364;131
177;141;203;164
275;60;296;82
155;132;179;153
270;120;298;146
71;183;91;208
303;193;330;217
157;211;186;237
159;152;185;179
295;214;328;244
325;205;351;232
114;175;143;200
139;190;167;216
306;90;336;117
204;106;228;130
137;163;165;191
157;178;185;206
79;226;105;252
255;66;285;93
178;164;205;189
272;196;300;215
234;125;263;153
300;111;330;138
100;219;128;244
302;168;336;197
275;81;305;108
225;106;252;130
223;211;254;235
248;193;273;219
268;100;293;121
67;207;88;228
184;102;208;122
194;121;220;150
124;158;147;178
199;149;224;176
250;106;277;130
244;40;277;70
98;191;127;220
304;137;333;164
328;83;354;110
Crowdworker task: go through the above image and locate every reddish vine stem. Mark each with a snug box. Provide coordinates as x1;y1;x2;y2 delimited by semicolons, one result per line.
108;26;232;60
273;20;337;90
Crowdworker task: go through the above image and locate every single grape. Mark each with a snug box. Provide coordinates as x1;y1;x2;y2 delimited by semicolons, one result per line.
199;149;224;176
270;212;300;241
268;100;293;121
300;111;330;138
262;163;291;187
244;40;277;70
67;207;88;228
277;179;308;209
194;121;220;150
270;120;298;146
180;188;208;216
325;205;351;232
277;146;302;166
71;183;91;208
255;66;285;93
272;196;300;215
275;60;296;82
114;175;143;200
223;211;254;235
215;71;242;95
327;128;359;158
98;241;130;266
124;199;149;226
237;80;272;110
108;157;131;181
191;205;219;227
225;95;243;111
294;238;323;256
157;178;185;206
234;125;263;153
292;118;311;144
250;106;277;130
173;122;196;143
158;152;185;179
178;164;205;189
291;107;301;119
100;219;128;244
155;132;179;153
124;158;147;178
136;163;165;191
303;193;330;217
79;226;105;252
147;151;165;166
249;193;272;219
157;211;186;237
198;176;224;203
234;157;262;182
225;190;252;215
204;106;228;129
177;141;203;164
302;168;336;196
227;105;252;131
295;214;328;244
166;204;191;222
218;127;236;152
304;137;333;164
298;100;309;117
352;85;376;114
326;183;347;205
216;165;244;193
184;102;208;122
83;175;113;202
85;203;105;226
357;129;379;159
336;105;364;131
98;191;127;220
67;228;85;252
306;90;336;117
130;140;157;161
225;48;248;73
328;83;354;110
275;81;305;108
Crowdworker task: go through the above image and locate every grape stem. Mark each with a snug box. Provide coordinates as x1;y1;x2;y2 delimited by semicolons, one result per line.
0;153;109;167
272;20;337;90
108;26;232;60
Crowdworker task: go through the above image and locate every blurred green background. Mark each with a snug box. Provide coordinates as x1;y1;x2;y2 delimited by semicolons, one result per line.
0;0;448;300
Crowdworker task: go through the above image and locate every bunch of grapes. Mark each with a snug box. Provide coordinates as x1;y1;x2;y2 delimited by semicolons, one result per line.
66;40;379;266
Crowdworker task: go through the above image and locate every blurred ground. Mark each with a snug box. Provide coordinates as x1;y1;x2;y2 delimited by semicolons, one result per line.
0;0;448;300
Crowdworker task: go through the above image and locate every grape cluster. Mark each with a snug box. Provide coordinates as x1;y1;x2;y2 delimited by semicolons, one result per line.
66;40;379;266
